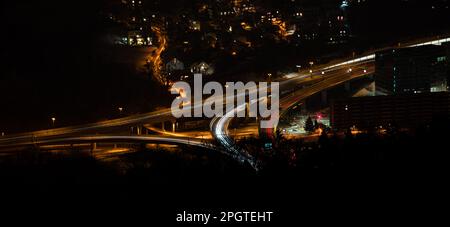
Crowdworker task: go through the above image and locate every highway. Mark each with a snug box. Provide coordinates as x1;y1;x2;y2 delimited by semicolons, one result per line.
211;36;450;166
280;62;375;110
0;109;174;144
210;60;374;166
0;135;214;151
1;36;450;168
210;105;258;168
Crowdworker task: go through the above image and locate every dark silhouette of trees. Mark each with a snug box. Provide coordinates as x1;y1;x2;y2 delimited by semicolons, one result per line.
304;117;315;133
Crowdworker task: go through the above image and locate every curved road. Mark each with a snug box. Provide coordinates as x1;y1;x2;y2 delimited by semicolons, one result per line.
211;36;450;166
1;36;449;167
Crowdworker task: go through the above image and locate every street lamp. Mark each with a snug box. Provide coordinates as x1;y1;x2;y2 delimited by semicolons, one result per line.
118;107;124;115
51;117;56;127
267;73;272;82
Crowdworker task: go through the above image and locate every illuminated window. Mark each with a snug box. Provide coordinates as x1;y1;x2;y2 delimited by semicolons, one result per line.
437;56;446;62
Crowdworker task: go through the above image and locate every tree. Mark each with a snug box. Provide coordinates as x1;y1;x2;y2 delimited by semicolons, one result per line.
304;117;315;133
274;129;285;146
314;120;319;130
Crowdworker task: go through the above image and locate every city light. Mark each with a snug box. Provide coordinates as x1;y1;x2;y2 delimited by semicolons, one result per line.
317;113;323;120
2;1;450;221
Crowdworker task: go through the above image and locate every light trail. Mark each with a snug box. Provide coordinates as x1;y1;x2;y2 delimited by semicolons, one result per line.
1;35;450;168
0;135;215;150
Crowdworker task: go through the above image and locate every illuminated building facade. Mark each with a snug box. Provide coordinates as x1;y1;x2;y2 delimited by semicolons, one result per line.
375;45;448;95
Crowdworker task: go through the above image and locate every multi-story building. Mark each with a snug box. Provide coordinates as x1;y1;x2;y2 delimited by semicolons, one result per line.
375;45;448;95
331;92;450;130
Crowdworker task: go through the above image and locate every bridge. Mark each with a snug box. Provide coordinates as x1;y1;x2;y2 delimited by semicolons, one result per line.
2;35;450;170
